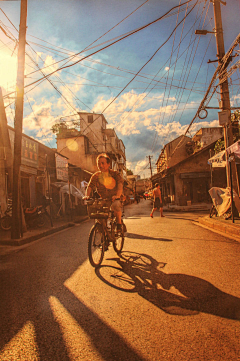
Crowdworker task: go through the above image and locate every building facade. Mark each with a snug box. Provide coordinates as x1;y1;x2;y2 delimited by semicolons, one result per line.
56;112;127;180
152;128;226;206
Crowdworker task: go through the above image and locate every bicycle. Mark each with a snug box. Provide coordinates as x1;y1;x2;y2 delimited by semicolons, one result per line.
86;198;125;267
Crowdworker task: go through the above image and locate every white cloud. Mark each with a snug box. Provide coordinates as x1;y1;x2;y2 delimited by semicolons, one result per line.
23;101;58;143
126;159;149;177
93;91;179;136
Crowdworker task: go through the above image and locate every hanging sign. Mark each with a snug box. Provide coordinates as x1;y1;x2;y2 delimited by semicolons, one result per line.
55;153;68;181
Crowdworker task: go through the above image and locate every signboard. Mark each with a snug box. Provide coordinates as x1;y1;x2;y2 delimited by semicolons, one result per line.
218;110;230;126
55;153;68;181
208;150;226;168
8;129;38;168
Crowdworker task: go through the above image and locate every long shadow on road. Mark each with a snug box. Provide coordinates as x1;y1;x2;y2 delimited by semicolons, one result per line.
0;237;147;361
96;251;240;321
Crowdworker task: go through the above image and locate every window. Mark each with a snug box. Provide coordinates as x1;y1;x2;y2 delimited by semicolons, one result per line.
88;115;93;123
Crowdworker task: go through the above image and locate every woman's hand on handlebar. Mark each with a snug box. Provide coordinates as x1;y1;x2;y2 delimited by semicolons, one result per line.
82;196;90;200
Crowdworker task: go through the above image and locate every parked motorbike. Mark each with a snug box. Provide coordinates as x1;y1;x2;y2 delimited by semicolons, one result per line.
0;200;48;230
0;201;12;231
24;205;47;228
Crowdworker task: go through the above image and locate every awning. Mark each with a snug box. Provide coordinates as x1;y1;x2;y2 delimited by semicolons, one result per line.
51;182;84;199
226;140;240;158
208;150;226;168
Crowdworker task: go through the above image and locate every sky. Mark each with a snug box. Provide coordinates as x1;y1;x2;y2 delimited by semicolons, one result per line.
0;0;240;178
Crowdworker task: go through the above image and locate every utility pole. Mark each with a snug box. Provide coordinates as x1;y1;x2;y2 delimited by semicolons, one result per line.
212;0;237;190
0;88;14;216
195;0;237;191
11;0;28;239
147;155;153;178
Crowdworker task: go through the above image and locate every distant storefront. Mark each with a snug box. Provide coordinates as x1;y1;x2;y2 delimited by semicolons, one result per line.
9;128;39;207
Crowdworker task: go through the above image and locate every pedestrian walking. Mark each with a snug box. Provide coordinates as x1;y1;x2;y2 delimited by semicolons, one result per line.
150;183;164;218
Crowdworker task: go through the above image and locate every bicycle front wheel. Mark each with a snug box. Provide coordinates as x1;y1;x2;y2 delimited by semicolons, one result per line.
88;223;105;267
1;215;12;231
113;231;124;254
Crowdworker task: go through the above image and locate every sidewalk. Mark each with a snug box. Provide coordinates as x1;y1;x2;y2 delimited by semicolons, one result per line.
198;215;240;241
0;215;89;247
164;202;212;212
163;202;240;241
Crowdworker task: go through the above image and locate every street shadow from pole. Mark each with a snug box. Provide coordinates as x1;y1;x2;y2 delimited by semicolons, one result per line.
126;232;173;242
96;251;240;321
0;239;147;361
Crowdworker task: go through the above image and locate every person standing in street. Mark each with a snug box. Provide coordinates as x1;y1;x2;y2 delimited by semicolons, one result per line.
150;183;164;218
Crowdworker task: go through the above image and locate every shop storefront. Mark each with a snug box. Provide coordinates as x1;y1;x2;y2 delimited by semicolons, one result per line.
9;128;39;207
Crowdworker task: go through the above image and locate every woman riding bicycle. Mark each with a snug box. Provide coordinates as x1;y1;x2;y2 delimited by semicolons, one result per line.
85;153;124;233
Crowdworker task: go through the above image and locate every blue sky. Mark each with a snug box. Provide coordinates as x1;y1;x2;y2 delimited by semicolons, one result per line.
0;0;240;177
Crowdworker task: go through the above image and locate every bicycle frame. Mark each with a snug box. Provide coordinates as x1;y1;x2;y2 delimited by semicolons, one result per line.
87;198;116;242
87;198;125;267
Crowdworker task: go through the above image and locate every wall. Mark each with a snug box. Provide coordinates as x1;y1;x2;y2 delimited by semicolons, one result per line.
157;135;190;172
193;127;223;148
173;147;213;205
57;136;98;173
79;112;106;153
166;135;191;168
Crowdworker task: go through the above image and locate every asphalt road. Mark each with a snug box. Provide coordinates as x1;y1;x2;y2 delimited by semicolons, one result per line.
0;200;239;361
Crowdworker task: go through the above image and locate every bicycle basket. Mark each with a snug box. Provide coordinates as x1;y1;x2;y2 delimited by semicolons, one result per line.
87;201;110;219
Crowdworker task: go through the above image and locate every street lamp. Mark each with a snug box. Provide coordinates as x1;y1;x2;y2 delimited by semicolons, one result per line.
195;29;216;35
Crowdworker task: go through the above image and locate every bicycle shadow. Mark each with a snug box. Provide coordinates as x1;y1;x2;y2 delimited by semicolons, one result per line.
97;252;240;320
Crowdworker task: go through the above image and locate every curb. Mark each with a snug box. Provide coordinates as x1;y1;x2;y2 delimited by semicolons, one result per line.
166;207;210;212
0;216;89;247
198;216;240;241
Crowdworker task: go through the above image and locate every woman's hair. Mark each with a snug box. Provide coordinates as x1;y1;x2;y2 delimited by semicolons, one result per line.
97;153;111;164
155;183;159;187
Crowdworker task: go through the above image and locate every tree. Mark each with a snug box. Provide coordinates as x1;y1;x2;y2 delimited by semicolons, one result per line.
51;122;67;134
127;169;133;175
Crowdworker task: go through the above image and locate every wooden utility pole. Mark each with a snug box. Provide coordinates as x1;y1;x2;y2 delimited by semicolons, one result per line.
11;0;28;239
147;155;153;178
212;0;237;190
0;87;13;191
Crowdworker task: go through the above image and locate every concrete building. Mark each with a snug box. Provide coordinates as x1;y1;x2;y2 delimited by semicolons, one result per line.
192;127;223;149
56;112;127;179
156;135;191;173
152;127;226;206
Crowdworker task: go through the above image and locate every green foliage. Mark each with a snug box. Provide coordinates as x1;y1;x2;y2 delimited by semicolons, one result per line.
51;123;67;134
214;139;225;154
214;110;240;154
127;169;133;175
232;109;240;121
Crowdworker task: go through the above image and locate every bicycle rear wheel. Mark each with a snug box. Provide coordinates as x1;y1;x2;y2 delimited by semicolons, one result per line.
88;223;105;267
37;214;46;228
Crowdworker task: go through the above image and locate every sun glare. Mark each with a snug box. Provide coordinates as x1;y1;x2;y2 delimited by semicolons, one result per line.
0;51;17;89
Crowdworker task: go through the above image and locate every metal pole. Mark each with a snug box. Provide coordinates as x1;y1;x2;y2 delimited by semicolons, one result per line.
209;149;213;188
229;158;234;223
45;154;53;227
11;0;28;239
